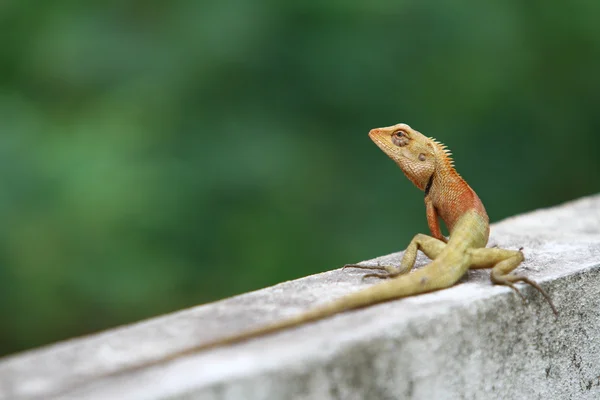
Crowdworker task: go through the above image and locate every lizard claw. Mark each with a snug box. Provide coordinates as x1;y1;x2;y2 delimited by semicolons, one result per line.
343;263;387;272
362;271;403;280
517;277;558;317
494;274;558;317
362;273;391;280
505;282;528;303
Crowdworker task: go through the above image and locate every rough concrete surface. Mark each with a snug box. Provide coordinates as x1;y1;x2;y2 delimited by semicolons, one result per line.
1;194;600;400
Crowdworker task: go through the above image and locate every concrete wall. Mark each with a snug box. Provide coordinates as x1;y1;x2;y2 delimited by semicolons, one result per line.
1;195;600;400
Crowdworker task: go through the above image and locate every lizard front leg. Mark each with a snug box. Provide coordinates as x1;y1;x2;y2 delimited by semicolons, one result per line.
345;234;446;279
345;199;446;277
425;198;447;243
468;247;558;315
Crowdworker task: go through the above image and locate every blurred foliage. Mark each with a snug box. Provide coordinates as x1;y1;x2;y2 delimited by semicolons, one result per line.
1;1;599;356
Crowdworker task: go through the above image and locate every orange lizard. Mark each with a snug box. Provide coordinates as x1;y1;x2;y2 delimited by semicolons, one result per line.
108;123;558;370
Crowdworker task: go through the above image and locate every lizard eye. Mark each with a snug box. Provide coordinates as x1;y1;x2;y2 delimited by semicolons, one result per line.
391;130;410;147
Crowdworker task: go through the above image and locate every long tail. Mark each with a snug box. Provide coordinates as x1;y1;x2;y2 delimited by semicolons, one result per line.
53;256;474;398
126;259;465;372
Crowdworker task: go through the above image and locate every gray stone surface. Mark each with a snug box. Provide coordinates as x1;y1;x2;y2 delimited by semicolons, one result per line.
1;195;600;400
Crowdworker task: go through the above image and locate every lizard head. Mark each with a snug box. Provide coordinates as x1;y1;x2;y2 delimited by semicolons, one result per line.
368;123;438;191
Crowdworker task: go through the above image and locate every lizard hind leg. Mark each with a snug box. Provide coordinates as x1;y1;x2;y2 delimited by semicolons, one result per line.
353;234;446;280
468;247;558;316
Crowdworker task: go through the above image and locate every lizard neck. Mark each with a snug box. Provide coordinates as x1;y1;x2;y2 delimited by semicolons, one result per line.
428;150;488;234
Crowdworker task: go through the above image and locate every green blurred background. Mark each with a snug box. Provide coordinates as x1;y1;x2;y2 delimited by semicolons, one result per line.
1;1;599;357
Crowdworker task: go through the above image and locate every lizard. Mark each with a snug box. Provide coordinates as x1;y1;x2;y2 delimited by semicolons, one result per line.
96;123;558;377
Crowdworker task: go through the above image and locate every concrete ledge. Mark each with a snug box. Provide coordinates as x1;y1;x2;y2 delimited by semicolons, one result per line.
1;195;600;400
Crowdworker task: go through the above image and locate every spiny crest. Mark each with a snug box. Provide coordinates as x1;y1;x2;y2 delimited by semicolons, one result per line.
429;136;455;168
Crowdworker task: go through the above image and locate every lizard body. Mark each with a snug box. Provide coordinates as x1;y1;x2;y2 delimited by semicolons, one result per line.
109;123;557;374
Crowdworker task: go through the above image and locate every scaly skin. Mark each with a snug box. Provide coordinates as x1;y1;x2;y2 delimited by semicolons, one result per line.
100;123;557;376
350;123;556;317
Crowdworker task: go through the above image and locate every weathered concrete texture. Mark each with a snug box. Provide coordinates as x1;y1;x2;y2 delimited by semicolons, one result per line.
1;195;600;400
